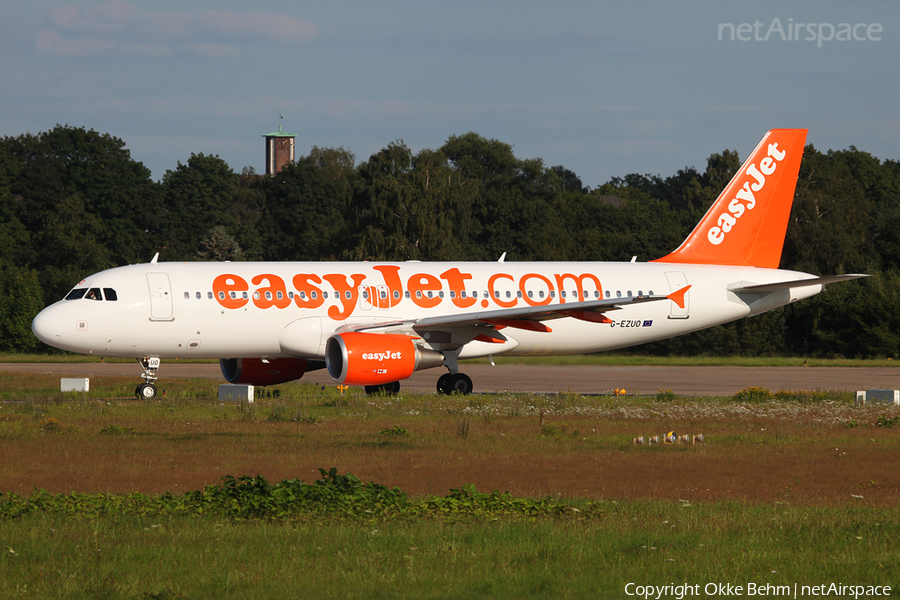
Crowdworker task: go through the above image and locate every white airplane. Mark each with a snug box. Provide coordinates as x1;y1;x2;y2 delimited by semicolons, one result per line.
32;129;865;398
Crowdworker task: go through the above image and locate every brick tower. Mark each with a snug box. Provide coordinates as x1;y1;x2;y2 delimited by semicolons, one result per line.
263;124;296;175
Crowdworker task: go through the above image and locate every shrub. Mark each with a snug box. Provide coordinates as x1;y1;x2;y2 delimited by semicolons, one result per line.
655;389;677;402
732;386;772;403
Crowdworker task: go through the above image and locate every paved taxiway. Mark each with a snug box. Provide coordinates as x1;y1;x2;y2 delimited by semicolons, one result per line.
2;362;898;396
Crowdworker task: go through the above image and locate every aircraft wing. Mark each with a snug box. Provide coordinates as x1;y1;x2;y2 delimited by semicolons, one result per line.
335;290;681;345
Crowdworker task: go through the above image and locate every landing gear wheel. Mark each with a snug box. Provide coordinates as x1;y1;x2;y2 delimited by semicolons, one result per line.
365;381;401;396
437;373;473;395
436;373;451;395
136;383;157;399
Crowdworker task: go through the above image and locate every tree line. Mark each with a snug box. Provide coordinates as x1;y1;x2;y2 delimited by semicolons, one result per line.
2;124;898;357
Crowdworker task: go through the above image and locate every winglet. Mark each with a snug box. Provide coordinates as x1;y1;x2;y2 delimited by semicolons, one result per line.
666;285;692;310
653;129;807;268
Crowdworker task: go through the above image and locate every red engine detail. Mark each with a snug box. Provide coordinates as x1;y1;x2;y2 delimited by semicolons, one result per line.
220;357;319;385
326;332;441;386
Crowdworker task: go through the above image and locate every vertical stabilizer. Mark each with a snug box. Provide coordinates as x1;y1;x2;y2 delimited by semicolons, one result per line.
653;129;807;268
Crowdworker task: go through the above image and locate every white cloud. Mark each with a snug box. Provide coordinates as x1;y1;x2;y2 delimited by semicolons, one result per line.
37;0;318;57
181;43;240;59
35;28;172;57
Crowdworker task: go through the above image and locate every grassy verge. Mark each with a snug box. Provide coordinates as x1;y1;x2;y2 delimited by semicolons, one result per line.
2;374;899;598
2;488;898;599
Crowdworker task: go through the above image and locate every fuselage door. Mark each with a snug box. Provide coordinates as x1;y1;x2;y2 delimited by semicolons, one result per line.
147;273;174;321
664;271;690;319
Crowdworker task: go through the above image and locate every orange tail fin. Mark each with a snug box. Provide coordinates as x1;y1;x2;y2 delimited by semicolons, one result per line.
653;129;807;268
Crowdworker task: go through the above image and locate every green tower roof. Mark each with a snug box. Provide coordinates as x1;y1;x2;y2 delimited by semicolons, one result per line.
263;124;296;137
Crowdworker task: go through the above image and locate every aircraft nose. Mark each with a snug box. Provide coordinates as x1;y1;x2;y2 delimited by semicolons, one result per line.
32;306;62;346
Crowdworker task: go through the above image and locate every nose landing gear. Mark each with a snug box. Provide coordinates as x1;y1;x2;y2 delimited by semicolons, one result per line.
135;356;160;399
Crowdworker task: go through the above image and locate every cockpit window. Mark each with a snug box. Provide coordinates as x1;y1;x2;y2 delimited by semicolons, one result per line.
65;288;87;300
64;287;118;301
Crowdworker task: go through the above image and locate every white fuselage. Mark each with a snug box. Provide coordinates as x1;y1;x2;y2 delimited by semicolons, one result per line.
32;260;821;361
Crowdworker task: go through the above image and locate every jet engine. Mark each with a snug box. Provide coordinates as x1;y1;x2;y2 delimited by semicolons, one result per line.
325;332;443;386
220;357;323;386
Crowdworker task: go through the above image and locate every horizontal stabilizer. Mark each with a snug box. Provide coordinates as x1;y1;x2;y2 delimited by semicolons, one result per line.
729;274;869;295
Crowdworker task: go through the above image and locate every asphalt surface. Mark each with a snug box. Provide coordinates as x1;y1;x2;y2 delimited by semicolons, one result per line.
3;361;899;396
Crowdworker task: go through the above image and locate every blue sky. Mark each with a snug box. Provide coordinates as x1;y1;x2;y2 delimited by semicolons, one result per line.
2;1;897;187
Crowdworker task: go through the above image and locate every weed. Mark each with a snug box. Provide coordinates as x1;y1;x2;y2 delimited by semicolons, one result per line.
39;417;65;433
380;425;408;437
236;399;255;421
457;416;470;439
99;424;136;435
875;414;898;428
539;421;579;439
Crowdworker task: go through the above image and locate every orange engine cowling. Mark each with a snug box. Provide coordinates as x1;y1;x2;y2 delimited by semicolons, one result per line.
220;357;324;386
325;332;443;386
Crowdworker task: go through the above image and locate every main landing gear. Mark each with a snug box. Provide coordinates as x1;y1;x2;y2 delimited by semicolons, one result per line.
436;372;473;395
361;352;475;396
135;356;160;399
435;351;473;396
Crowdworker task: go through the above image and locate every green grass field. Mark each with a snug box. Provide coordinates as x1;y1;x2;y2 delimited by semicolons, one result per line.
1;371;899;598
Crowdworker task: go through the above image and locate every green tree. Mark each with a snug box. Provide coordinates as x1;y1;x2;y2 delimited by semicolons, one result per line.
197;226;245;262
5;125;160;268
348;141;418;260
782;145;875;274
160;153;238;260
0;142;30;269
0;267;45;352
260;150;353;261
